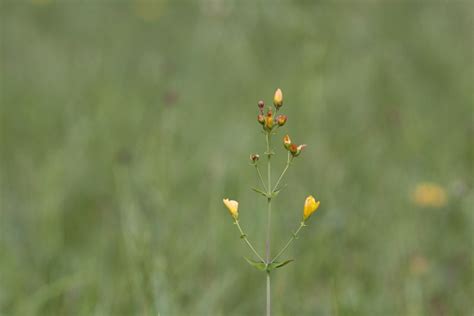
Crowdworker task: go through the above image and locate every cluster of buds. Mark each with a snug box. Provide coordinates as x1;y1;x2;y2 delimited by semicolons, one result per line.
283;134;306;157
257;89;287;131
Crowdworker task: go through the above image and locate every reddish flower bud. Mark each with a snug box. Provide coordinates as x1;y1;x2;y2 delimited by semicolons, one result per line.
289;144;298;155
293;144;307;157
257;114;265;125
250;153;260;163
289;143;307;157
257;100;265;111
276;115;287;126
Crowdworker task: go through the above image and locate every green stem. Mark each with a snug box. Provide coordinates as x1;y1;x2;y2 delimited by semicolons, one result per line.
272;151;292;193
271;222;305;263
255;165;268;193
266;271;271;316
265;131;272;316
235;220;265;263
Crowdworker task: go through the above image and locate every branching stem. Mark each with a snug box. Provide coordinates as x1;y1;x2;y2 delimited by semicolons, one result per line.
234;220;265;263
272;151;292;193
271;222;305;264
255;165;268;193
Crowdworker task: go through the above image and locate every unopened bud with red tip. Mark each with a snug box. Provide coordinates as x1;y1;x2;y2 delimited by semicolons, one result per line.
289;143;298;155
257;114;265;125
276;115;287;126
273;88;283;109
289;143;306;157
283;135;292;149
265;110;274;130
257;100;265;112
294;144;307;157
250;153;260;164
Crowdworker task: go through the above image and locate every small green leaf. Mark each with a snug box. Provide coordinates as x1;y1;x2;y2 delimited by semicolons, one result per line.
272;184;288;197
244;257;266;271
275;259;294;269
266;259;295;271
251;187;269;198
265;262;279;271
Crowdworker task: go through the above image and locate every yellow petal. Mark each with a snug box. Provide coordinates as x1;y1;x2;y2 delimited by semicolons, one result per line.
303;195;320;220
223;198;239;219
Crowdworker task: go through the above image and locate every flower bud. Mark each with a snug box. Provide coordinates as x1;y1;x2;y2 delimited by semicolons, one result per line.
273;88;283;109
257;100;265;112
265;110;274;130
223;198;239;220
295;144;307;157
276;115;287;126
257;114;265;125
283;135;292;149
289;143;298;155
289;143;306;157
250;153;260;163
303;195;320;220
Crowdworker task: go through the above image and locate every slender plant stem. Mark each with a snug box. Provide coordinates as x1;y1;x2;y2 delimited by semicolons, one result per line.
255;165;268;193
265;131;272;316
266;272;271;316
272;151;292;193
271;222;305;263
235;220;265;263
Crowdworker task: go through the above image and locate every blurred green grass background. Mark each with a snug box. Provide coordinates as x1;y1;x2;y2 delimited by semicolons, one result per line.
1;1;473;315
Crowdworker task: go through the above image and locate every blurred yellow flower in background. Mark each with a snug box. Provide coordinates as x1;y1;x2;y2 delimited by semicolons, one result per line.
412;182;447;208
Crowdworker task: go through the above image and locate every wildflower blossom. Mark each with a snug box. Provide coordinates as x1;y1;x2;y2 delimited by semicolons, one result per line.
223;198;239;219
303;195;320;220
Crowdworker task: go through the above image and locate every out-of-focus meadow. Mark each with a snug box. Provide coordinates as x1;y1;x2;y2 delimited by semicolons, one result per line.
1;1;473;315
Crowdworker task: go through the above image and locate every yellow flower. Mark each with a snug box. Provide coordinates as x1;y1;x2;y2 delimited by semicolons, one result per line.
303;195;320;220
223;198;239;219
412;182;447;208
265;110;274;130
273;88;283;109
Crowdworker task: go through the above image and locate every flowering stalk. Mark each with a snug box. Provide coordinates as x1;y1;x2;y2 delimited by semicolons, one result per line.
223;89;321;316
265;130;272;316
